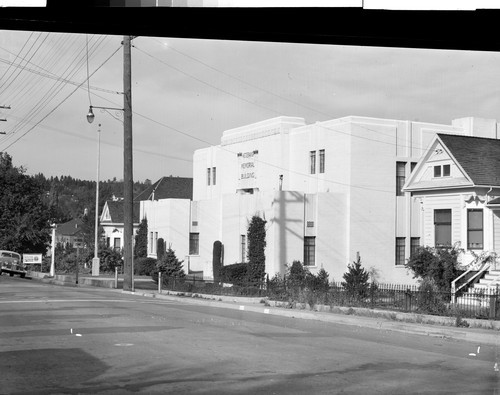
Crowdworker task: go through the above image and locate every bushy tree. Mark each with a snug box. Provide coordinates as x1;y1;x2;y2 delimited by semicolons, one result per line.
156;246;185;278
0;153;52;253
342;255;370;299
134;218;148;258
247;215;267;285
405;245;461;293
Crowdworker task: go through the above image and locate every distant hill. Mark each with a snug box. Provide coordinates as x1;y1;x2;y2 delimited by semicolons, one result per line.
32;173;151;224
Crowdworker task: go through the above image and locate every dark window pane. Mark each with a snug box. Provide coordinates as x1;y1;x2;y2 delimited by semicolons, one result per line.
443;164;450;176
435;209;451;224
434;166;441;177
435;224;451;247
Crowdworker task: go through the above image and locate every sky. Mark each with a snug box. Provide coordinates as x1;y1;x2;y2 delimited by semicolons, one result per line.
1;29;500;183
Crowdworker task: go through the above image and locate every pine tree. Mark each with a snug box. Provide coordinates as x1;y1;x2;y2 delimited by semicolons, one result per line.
156;246;185;278
342;254;370;299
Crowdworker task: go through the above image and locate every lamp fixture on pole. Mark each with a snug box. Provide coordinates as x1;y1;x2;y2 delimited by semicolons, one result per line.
86;105;124;124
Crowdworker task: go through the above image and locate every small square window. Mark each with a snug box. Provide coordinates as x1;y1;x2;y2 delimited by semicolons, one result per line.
434;166;441;177
443;164;450;177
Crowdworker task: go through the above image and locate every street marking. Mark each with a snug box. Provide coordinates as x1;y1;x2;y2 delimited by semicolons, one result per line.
494;363;499;372
70;328;73;334
264;309;270;314
239;306;245;311
75;334;82;337
0;299;150;304
477;346;480;354
469;353;476;357
114;343;134;347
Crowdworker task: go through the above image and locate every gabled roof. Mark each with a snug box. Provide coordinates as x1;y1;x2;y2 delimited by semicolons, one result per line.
55;218;84;236
102;200;140;224
134;176;193;201
437;134;500;186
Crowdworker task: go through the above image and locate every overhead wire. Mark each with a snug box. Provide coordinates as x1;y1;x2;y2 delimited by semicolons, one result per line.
0;44;122;151
135;41;430;154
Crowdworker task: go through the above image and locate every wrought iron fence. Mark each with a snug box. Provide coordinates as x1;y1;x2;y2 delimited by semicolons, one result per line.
157;275;500;321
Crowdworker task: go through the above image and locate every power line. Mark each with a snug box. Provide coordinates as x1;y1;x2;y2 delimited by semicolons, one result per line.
0;45;122;151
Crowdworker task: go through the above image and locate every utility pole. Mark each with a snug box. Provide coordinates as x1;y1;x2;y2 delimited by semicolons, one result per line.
122;35;134;292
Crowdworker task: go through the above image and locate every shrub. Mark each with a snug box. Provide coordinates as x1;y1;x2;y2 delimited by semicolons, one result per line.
415;278;447;315
219;262;248;286
134;257;157;276
99;248;123;273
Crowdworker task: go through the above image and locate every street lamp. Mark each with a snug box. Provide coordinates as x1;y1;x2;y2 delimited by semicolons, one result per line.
86;105;124;277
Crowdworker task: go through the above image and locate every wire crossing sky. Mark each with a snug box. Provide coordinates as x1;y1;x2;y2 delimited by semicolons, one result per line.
0;30;499;184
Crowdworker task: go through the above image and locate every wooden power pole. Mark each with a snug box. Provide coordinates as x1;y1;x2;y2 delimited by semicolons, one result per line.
122;35;134;292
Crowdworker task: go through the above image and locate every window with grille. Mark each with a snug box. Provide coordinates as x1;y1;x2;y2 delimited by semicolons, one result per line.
304;236;316;266
396;237;405;265
310;151;316;174
319;149;325;173
396;162;406;196
189;233;199;255
410;237;420;257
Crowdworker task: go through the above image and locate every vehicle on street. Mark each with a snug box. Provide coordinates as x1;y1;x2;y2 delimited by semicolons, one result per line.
0;250;26;278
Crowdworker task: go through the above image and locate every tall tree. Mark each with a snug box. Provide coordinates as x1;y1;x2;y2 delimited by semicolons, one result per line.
247;215;267;285
0;153;52;253
134;218;148;258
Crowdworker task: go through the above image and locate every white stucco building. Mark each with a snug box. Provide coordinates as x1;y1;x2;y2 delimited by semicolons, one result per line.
141;115;500;284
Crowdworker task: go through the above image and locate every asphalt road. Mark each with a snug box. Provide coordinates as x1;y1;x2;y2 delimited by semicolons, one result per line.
1;275;499;395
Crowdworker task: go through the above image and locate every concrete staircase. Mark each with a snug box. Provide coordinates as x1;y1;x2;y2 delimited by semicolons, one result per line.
455;270;500;307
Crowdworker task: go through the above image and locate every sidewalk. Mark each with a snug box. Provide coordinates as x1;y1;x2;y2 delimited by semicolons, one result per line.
30;271;500;346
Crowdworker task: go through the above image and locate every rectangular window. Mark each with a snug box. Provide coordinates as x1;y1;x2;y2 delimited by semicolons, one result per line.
319;149;325;173
434;164;451;178
240;235;246;263
114;237;121;252
304;236;316;266
106;237;110;248
207;168;211;186
434;209;452;247
410;237;420;257
154;232;158;254
467;209;483;249
396;162;406;196
149;232;153;254
212;167;216;185
396;237;405;265
189;233;199;255
310;151;316;174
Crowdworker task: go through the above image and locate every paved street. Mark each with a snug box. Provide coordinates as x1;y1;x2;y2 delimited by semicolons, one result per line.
1;275;499;394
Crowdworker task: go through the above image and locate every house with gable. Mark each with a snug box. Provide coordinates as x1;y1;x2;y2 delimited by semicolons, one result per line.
100;198;140;252
54;218;85;249
403;133;500;268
